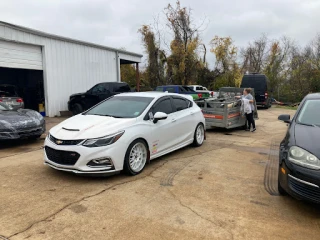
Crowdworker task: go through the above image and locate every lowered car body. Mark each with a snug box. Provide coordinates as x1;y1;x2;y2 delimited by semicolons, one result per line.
278;93;320;203
0;102;45;140
44;92;206;176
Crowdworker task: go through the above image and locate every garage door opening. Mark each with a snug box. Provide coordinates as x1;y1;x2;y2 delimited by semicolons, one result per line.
0;67;45;111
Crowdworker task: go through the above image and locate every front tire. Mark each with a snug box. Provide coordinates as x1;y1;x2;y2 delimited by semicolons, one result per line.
193;123;205;147
72;103;83;115
123;139;148;176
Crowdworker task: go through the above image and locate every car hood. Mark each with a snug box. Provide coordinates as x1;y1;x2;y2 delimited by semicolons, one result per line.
70;92;85;98
49;114;137;140
294;124;320;158
0;109;42;131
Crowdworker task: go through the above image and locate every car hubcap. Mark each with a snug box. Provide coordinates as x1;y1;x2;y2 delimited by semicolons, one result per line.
196;125;204;144
129;142;147;172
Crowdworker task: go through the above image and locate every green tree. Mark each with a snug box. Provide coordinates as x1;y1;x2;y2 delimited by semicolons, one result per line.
165;1;204;85
120;64;136;88
138;25;166;88
210;36;241;88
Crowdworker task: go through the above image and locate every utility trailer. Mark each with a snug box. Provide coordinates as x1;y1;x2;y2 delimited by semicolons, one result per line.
195;87;258;129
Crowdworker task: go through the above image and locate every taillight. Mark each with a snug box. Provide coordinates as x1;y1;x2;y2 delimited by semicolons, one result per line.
16;98;23;103
265;92;268;99
198;93;203;98
0;99;2;102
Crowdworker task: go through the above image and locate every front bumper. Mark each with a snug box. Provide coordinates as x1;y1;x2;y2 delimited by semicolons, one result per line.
0;122;45;140
279;161;320;203
44;137;127;175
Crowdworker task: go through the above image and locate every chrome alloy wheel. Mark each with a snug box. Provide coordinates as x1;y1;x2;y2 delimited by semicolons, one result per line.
196;124;205;145
129;142;147;172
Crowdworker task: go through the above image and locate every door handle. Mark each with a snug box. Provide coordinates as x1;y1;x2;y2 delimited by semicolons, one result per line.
171;118;176;122
190;111;194;115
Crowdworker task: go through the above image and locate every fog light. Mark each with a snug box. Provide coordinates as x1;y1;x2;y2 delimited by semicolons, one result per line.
87;157;114;169
93;158;110;164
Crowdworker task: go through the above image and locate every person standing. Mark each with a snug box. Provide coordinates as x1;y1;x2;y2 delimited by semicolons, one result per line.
242;88;256;132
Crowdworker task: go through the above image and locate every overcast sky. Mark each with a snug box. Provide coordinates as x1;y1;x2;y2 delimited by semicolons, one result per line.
1;0;319;68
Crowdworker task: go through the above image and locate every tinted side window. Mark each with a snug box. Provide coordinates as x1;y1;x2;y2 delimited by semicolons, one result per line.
173;98;189;111
166;87;175;93
179;87;186;93
153;99;173;114
182;86;194;92
91;84;106;94
196;86;203;90
156;87;164;92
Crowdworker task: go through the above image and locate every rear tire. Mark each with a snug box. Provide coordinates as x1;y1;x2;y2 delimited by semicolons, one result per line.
123;139;148;176
193;123;205;147
72;103;83;115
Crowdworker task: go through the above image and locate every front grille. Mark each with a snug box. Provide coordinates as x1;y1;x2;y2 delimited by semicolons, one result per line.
289;176;320;203
18;128;42;137
45;146;80;166
49;134;83;146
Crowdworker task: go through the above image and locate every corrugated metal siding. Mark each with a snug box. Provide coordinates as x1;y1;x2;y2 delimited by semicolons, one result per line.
119;52;141;63
0;25;120;117
0;39;43;70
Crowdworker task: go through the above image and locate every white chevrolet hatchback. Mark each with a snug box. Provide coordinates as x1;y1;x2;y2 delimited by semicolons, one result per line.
44;92;205;176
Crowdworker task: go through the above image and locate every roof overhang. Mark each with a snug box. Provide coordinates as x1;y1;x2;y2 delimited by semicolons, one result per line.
0;21;143;59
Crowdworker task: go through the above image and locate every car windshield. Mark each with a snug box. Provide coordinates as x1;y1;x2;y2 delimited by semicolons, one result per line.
297;99;320;126
0;86;17;97
0;102;10;111
85;96;154;118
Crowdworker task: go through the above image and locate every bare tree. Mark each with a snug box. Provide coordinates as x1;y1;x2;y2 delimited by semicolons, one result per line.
241;34;268;73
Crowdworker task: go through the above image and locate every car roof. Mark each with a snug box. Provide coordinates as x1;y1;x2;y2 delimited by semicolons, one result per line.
305;93;320;100
96;82;128;85
117;91;192;99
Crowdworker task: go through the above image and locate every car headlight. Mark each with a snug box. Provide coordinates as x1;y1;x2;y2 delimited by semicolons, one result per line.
83;131;125;148
288;146;320;170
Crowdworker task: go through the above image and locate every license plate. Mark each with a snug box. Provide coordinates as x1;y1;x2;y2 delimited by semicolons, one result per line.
5;101;14;105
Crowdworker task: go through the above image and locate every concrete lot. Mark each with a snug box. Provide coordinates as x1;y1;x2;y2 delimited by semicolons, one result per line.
1;107;320;240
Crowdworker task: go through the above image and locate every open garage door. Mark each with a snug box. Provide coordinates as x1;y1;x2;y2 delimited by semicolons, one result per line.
0;40;43;70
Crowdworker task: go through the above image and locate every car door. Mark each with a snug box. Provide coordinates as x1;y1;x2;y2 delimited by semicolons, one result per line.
171;97;195;144
146;97;177;156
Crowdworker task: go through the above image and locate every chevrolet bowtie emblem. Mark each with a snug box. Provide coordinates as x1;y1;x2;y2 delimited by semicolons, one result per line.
56;140;63;145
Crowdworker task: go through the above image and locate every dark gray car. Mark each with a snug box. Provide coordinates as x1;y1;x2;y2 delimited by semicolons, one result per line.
0;84;25;110
0;102;45;140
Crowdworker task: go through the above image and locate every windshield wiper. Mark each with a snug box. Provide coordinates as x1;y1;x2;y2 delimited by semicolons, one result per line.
87;113;124;118
299;122;320;128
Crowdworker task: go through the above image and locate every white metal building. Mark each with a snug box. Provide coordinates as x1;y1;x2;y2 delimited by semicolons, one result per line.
0;21;142;117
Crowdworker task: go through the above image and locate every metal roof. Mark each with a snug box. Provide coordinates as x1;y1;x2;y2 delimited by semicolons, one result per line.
0;21;143;58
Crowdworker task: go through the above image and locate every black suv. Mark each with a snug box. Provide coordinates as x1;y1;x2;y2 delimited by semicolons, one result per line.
68;82;131;115
240;73;272;109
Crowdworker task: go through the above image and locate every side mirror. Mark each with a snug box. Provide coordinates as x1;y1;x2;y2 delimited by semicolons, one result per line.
153;112;168;123
278;114;291;123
